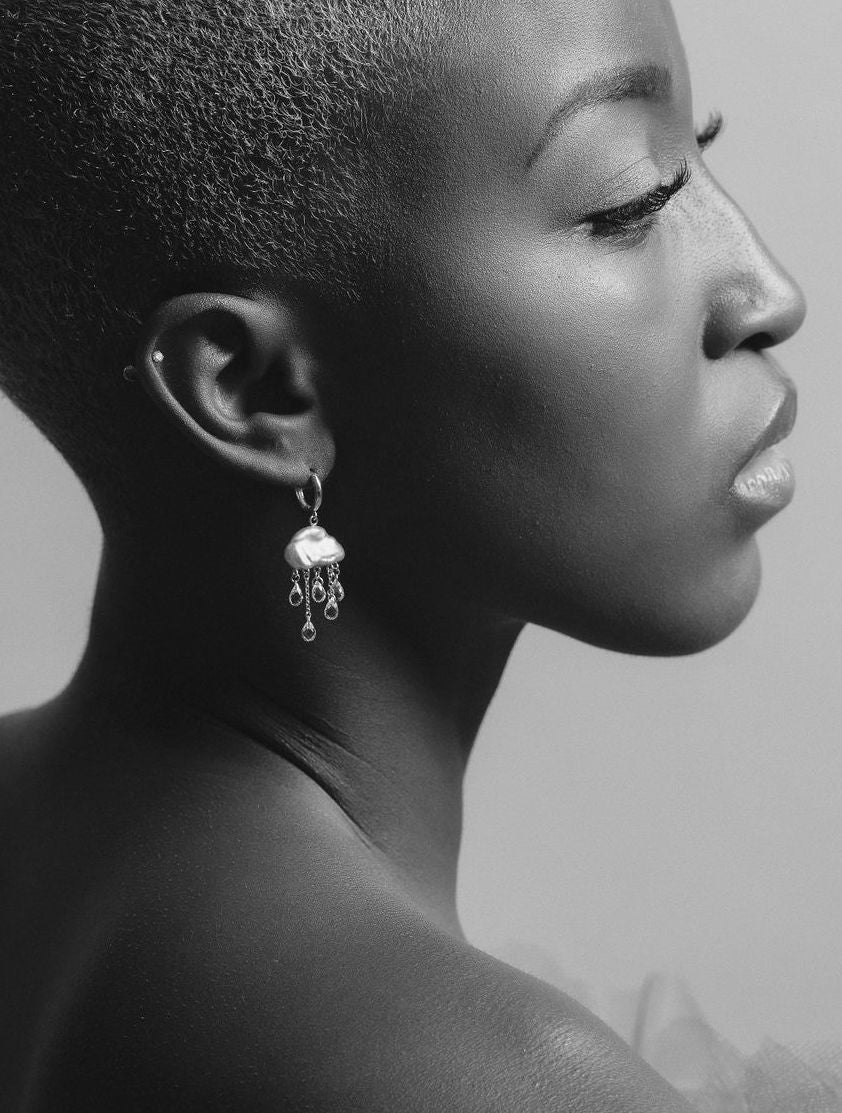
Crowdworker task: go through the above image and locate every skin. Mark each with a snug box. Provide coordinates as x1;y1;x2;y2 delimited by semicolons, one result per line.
0;0;805;1109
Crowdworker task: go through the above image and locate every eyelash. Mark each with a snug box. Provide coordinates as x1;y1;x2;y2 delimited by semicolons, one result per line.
696;111;725;152
587;111;725;242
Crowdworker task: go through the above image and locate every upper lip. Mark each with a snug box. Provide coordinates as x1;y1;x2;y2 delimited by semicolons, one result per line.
740;378;798;470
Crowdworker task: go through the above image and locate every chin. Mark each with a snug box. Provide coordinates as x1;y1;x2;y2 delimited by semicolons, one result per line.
549;540;764;658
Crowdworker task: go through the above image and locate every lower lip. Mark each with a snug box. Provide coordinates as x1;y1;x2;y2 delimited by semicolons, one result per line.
730;447;795;523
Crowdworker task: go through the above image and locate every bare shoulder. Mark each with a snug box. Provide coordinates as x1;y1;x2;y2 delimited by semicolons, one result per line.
0;716;690;1113
33;822;692;1113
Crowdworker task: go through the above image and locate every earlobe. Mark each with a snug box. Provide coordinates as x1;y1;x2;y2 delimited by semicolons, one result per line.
134;292;335;487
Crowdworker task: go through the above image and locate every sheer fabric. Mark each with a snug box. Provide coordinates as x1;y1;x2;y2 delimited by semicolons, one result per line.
586;972;842;1113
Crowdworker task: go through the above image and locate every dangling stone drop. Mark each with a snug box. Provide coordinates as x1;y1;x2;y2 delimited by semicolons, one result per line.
301;620;317;642
324;598;339;621
289;580;303;607
333;579;345;603
312;577;326;604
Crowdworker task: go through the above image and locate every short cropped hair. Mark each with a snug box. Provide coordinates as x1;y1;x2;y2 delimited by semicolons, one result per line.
0;1;454;520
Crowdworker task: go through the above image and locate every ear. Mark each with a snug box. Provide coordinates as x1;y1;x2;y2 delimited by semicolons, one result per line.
133;292;334;487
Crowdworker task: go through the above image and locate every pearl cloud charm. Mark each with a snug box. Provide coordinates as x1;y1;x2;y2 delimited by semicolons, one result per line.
283;525;345;570
284;475;346;642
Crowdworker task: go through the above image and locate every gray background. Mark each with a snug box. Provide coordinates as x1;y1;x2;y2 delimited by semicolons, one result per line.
0;0;838;1051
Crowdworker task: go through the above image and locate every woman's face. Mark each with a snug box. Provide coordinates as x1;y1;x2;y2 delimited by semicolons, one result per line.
332;0;806;655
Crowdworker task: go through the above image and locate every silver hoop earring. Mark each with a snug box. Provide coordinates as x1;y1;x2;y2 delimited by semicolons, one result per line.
284;470;345;643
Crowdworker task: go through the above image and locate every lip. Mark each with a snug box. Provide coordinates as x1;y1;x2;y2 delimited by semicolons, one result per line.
737;384;798;473
730;381;798;525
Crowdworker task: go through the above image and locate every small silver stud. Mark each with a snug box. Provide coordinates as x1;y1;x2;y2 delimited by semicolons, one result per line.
151;350;164;364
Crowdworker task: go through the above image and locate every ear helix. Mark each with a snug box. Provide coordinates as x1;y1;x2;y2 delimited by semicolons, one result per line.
284;470;345;642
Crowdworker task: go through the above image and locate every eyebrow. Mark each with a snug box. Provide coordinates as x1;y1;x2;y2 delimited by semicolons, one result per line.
526;62;673;170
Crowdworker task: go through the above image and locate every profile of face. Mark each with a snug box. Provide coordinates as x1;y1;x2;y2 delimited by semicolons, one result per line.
320;0;806;657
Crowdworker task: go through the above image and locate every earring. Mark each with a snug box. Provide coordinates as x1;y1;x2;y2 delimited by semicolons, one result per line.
122;349;162;381
284;470;345;642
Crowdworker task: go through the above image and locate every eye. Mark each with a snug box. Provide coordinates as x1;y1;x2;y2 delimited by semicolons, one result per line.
587;159;692;244
696;111;725;152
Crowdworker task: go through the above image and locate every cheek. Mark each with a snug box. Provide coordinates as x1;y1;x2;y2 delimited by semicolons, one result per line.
434;236;711;530
371;232;757;652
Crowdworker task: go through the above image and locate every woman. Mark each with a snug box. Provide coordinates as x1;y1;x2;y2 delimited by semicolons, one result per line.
0;0;814;1109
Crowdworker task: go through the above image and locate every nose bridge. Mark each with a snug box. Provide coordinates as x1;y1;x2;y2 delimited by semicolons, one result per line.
701;175;806;357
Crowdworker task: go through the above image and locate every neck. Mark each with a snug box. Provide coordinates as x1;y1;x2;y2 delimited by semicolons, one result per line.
65;534;523;938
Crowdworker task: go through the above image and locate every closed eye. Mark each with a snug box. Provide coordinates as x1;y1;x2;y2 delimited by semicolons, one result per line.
696;111;724;152
588;159;692;240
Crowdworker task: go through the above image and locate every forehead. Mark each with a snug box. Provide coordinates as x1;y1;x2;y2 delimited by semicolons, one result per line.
433;0;689;167
487;0;683;61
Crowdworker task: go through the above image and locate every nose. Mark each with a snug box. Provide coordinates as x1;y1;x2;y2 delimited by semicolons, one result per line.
701;189;807;361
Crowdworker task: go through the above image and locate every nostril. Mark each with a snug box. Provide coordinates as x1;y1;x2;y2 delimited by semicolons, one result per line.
742;331;776;352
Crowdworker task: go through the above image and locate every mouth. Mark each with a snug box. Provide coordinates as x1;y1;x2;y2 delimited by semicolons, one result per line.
730;385;798;524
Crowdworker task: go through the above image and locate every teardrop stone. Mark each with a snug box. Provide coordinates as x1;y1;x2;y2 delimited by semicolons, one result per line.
288;582;303;607
324;599;339;621
301;621;317;642
312;579;326;604
334;581;345;603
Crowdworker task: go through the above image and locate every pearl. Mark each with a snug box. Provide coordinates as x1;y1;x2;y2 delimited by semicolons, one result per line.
284;525;345;570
